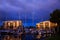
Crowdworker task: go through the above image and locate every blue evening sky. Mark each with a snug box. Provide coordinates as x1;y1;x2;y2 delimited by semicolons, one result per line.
0;0;60;26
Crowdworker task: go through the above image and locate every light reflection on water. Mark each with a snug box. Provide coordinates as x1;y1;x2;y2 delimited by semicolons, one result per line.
0;34;44;40
0;35;21;40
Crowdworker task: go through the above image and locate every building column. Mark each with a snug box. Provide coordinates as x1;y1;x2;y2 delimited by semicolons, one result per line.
43;22;45;29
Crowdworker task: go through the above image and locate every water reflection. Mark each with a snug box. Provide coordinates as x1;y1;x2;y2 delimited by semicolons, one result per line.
3;35;34;40
0;34;45;40
2;35;21;40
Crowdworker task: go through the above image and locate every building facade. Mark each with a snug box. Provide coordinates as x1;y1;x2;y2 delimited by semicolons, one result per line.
36;21;57;30
3;20;23;30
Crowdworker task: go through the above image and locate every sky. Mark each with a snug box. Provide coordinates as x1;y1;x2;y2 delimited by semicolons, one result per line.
0;0;60;26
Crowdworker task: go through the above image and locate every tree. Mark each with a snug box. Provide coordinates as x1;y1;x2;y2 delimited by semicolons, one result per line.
50;9;60;34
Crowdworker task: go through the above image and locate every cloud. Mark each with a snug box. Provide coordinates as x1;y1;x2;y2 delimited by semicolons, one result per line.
0;0;60;12
0;0;60;26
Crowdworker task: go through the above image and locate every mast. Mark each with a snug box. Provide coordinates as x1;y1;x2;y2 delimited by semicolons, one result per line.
32;8;35;26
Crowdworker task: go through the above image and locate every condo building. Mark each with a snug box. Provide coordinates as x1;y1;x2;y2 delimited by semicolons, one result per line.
36;21;57;30
3;20;23;30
